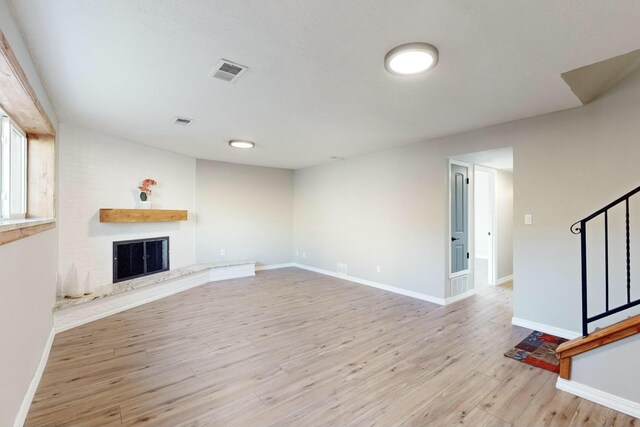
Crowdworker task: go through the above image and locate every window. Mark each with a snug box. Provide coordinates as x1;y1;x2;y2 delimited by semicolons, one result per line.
0;109;27;220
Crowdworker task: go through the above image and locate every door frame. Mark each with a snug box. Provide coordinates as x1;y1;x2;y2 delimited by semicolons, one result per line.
448;159;472;279
473;165;498;286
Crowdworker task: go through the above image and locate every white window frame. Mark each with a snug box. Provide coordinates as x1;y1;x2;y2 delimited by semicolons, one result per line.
0;110;27;220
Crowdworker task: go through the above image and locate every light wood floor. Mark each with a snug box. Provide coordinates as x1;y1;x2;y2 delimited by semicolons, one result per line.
26;268;638;426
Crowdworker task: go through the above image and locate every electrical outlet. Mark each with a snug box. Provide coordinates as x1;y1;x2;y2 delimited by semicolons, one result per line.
302;252;306;258
376;265;381;273
220;249;226;256
295;250;299;257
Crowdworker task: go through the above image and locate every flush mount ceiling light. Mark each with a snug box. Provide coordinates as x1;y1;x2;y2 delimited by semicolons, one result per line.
229;140;255;149
384;42;439;75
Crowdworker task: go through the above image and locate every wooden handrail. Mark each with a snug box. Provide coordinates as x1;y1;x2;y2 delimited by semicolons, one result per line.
556;314;640;379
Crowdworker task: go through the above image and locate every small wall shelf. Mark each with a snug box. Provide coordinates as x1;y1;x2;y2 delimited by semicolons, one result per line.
99;209;188;223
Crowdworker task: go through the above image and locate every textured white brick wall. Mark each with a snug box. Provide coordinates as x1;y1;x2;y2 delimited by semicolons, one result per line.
58;123;196;293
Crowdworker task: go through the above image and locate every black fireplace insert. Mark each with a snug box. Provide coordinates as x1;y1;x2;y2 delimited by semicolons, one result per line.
113;236;169;283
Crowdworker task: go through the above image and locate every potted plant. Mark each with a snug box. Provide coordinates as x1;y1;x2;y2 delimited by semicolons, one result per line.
138;178;157;209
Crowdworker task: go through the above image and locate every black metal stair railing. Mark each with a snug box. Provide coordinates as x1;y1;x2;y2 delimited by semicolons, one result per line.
571;185;640;337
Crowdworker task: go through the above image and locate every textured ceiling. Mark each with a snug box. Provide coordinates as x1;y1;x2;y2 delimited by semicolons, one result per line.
10;1;640;169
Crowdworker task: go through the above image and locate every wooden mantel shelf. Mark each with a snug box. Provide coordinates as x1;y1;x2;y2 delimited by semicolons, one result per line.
100;209;188;223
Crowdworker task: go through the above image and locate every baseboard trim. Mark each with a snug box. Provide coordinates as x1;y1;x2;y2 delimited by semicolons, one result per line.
292;263;446;305
255;263;295;271
14;327;55;427
556;378;640;419
511;317;581;340
496;275;513;285
445;288;476;305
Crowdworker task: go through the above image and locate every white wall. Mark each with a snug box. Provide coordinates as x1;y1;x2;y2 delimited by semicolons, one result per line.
475;170;492;259
570;333;640;404
0;231;57;427
294;147;455;299
0;1;58;425
294;67;640;333
58;124;196;292
496;170;513;281
195;159;293;267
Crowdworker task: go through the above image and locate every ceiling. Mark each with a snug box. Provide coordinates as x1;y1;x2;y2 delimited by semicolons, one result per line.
9;1;640;169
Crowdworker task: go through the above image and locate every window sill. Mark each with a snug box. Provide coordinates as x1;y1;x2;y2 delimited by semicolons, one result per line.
0;217;56;245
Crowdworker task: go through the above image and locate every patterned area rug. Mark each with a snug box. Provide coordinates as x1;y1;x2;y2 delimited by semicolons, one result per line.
504;331;568;373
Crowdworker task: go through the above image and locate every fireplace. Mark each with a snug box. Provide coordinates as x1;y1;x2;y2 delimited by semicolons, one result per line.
113;236;169;283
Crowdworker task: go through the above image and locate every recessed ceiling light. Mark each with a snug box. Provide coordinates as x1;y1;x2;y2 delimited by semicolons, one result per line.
229;140;255;149
384;42;439;75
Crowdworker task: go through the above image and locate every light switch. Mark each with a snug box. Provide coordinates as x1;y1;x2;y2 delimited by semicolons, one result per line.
525;214;532;225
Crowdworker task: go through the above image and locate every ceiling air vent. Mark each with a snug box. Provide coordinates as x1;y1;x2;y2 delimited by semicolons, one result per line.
174;116;193;126
210;59;248;83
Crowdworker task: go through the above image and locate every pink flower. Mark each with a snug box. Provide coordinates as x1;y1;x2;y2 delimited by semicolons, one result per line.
138;178;157;195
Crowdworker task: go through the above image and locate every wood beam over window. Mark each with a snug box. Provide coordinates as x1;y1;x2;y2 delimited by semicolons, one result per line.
0;29;56;245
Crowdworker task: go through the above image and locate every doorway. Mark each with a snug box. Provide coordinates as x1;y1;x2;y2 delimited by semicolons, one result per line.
448;148;513;299
448;160;472;298
450;162;469;277
474;166;497;289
